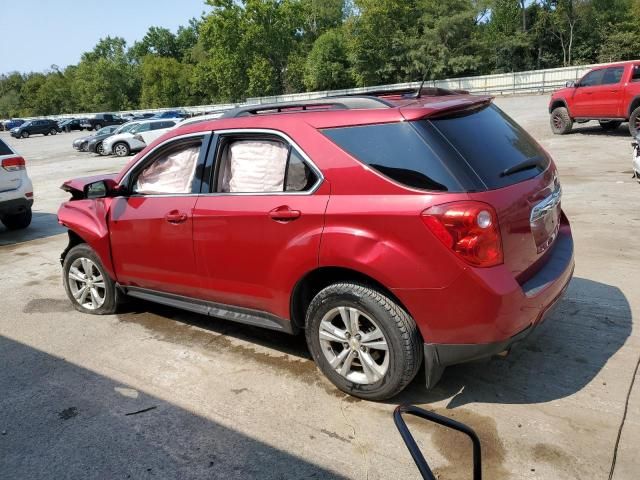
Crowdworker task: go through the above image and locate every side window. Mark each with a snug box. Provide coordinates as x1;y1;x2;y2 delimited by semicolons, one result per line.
632;65;640;82
215;137;318;193
601;67;624;85
132;138;203;195
580;69;604;87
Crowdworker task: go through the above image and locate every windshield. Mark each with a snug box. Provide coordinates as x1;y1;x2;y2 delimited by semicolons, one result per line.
116;122;139;134
96;127;112;135
21;121;32;127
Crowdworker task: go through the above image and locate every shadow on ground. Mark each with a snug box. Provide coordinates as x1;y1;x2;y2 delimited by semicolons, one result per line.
114;277;631;408
568;123;633;137
0;212;65;246
0;335;344;480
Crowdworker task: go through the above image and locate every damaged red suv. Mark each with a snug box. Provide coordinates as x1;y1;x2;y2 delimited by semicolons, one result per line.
58;89;574;400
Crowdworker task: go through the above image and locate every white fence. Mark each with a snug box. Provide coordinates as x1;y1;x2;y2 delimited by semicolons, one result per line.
23;61;634;120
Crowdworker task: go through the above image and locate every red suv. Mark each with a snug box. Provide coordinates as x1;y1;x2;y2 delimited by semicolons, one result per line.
549;61;640;136
58;90;574;400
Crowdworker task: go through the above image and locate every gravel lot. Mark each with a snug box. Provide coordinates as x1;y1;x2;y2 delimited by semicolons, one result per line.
1;95;639;480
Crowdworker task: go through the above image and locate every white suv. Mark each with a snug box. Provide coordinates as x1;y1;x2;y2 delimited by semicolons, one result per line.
0;138;33;230
102;120;178;157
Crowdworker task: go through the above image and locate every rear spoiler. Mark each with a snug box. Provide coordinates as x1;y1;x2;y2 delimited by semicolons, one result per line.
400;96;494;122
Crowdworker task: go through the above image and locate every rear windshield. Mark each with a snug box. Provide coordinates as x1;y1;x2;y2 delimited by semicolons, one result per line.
426;104;549;189
322;104;548;191
0;139;13;156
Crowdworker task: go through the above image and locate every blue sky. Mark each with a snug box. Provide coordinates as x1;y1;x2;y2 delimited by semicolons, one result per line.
0;0;209;74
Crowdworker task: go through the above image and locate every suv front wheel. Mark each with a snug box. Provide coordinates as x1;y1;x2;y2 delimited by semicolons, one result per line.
62;244;120;315
550;107;573;135
305;283;422;400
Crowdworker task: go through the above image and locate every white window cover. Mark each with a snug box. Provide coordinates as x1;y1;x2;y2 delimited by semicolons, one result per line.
225;140;289;193
134;145;200;194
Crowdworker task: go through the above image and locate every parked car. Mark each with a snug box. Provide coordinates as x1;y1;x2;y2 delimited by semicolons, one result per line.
73;126;119;152
80;113;126;131
549;61;640;136
60;118;88;133
3;119;25;131
150;110;187;119
10;119;61;138
58;91;574;400
102;120;177;157
0;138;33;230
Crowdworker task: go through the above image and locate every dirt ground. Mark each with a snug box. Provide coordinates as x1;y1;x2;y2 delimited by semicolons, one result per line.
1;94;638;479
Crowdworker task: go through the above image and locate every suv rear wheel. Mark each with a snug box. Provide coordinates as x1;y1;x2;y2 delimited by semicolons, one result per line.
1;208;32;230
550;107;573;134
630;106;640;137
49;128;57;135
62;244;120;315
305;283;422;400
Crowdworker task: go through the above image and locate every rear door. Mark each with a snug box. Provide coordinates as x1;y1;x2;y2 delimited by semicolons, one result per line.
109;134;209;296
192;130;329;318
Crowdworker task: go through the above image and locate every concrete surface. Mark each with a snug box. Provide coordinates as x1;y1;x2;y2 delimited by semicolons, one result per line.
0;96;638;480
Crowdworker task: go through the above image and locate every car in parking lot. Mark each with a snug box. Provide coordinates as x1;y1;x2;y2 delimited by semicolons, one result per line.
2;119;25;131
60;118;88;133
549;61;640;135
10;119;61;138
57;90;574;400
101;119;177;156
80;113;126;131
0;138;33;230
72;125;119;152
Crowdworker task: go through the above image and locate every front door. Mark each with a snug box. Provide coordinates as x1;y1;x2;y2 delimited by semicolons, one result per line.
571;68;605;117
193;132;329;320
109;134;208;297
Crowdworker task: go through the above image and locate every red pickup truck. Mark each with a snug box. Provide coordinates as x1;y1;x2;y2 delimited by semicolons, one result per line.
549;61;640;136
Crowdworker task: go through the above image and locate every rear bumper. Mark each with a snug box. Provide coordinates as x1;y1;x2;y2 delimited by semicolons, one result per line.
393;220;574;388
0;197;33;216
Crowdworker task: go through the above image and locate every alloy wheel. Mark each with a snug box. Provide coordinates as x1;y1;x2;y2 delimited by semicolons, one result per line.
114;144;128;157
318;306;390;385
67;257;106;310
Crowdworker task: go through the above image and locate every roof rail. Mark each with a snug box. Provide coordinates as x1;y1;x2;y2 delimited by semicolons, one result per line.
220;96;392;118
332;86;467;99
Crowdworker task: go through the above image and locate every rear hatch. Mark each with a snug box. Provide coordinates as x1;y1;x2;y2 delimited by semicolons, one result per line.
413;103;561;279
0;139;22;193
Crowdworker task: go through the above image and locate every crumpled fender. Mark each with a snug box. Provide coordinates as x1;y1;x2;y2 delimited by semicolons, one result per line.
57;197;115;279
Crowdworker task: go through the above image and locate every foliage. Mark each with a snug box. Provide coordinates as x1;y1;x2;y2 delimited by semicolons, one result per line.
1;0;639;117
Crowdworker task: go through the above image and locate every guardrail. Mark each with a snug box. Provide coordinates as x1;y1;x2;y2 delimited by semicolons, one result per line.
6;61;635;122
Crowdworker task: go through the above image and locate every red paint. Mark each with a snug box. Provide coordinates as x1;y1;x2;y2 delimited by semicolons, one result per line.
58;93;574;350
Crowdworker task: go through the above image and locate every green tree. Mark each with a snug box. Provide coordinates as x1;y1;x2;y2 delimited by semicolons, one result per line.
304;29;351;90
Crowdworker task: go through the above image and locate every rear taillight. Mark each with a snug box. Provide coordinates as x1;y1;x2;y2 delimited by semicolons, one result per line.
133;134;144;142
422;201;503;267
1;156;26;171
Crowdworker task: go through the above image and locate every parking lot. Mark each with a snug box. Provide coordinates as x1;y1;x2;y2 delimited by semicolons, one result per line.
1;94;639;479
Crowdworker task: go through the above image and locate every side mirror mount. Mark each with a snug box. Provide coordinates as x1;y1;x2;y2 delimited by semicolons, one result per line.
84;178;121;199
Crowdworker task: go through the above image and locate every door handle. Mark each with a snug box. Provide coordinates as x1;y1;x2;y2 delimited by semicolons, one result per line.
269;206;301;222
165;210;188;224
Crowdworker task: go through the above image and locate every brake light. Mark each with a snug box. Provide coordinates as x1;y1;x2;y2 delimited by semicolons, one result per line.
1;156;26;171
422;201;503;267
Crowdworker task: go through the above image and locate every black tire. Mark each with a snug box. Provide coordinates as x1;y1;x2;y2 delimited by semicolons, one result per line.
599;120;621;131
50;128;57;135
629;106;640;137
96;142;104;155
305;283;423;401
550;107;573;135
113;142;130;157
21;131;29;139
94;123;102;131
62;243;120;315
1;208;32;230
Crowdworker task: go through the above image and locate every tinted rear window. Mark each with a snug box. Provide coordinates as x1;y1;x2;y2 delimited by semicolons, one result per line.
0;139;13;156
322;122;468;191
426;104;549;189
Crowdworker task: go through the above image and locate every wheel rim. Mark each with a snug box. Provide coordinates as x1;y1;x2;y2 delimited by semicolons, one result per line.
318;306;390;385
115;144;127;156
552;114;563;130
634;115;640;132
68;257;106;310
97;143;104;155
